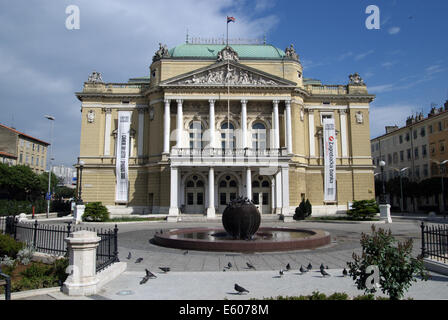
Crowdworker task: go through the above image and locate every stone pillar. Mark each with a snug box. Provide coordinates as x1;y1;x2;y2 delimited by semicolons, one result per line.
379;204;392;223
308;110;315;157
246;167;252;200
209;99;216;149
241;100;248;149
285;100;292;154
62;230;100;296
339;109;348;158
137;108;145;157
168;166;179;221
271;178;276;213
273;100;280;149
275;171;282;214
207;167;215;218
163;99;171;154
281;166;291;220
73;204;85;224
103;108;112;156
176;99;183;148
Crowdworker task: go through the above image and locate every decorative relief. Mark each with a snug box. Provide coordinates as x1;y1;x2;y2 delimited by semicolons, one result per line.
348;73;365;86
175;65;280;86
355;111;364;124
87;71;104;83
87;110;95;123
217;46;239;62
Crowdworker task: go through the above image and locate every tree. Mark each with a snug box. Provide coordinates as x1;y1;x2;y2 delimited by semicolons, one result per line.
54;186;75;200
38;172;60;196
0;165;41;200
347;225;428;300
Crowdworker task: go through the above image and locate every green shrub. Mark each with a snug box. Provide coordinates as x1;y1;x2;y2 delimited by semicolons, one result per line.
0;234;24;258
347;199;379;220
347;225;429;300
82;202;109;222
293;199;312;220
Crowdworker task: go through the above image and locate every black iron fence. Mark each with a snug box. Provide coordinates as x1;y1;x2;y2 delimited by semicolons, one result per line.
421;222;448;264
0;216;119;272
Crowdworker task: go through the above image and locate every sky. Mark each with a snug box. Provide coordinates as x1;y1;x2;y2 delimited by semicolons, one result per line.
0;0;447;167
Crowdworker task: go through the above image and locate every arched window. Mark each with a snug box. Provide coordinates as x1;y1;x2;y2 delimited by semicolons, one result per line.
219;180;227;188
252;122;266;150
189;121;203;150
229;180;237;187
196;180;204;187
252;181;260;188
221;122;235;150
262;181;270;188
186;180;194;188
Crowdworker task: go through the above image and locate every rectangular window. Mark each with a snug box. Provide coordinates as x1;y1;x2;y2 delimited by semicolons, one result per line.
429;125;433;134
220;193;226;205
421;127;426;137
393;152;398;164
413;130;417;139
405;133;410;141
19;153;23;163
407;149;411;160
439;122;442;131
252;193;259;205
262;193;269;205
399;135;403;144
36;156;39;166
20;140;24;147
440;140;445;153
187;193;194;205
422;145;427;158
423;164;429;177
32;143;35;151
388;154;392;164
37;145;40;152
430;143;436;154
31;156;34;165
415;166;420;178
197;193;203;205
414;147;419;159
26;155;29;163
400;151;404;162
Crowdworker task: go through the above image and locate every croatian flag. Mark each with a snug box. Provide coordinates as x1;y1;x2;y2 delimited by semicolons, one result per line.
227;16;235;23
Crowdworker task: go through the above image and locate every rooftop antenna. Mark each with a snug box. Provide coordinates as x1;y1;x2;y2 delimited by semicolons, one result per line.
263;34;266;45
186;28;189;44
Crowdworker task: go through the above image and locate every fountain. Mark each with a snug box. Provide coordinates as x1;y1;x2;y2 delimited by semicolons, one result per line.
153;197;330;252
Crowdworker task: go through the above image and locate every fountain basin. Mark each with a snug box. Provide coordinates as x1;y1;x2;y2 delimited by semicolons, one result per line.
153;227;331;252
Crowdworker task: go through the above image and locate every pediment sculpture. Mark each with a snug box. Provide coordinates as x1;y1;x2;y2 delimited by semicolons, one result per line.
217;46;239;62
175;65;280;86
348;73;365;86
153;43;171;62
87;71;104;83
284;44;299;61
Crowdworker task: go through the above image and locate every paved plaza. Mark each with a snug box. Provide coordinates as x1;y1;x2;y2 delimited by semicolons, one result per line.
17;215;448;300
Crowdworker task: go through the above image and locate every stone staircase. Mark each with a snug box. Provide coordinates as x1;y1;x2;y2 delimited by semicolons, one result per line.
176;214;282;222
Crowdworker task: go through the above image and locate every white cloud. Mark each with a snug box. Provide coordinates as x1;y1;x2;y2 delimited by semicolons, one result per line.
355;50;374;61
381;61;396;68
388;26;401;35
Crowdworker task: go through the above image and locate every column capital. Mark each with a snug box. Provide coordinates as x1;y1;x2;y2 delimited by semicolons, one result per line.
241;99;248;105
339;109;348;115
272;100;280;106
285;100;291;107
176;99;183;105
164;99;171;104
137;107;146;114
103;107;112;114
208;99;216;105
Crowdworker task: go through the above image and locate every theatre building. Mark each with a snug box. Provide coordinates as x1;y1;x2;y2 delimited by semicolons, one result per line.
75;41;375;220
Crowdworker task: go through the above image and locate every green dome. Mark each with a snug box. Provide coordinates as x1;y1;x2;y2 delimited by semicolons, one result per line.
168;43;286;60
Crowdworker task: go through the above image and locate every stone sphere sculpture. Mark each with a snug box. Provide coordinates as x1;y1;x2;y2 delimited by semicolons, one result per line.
222;197;261;240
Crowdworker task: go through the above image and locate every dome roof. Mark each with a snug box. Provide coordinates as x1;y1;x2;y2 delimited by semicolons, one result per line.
168;43;286;60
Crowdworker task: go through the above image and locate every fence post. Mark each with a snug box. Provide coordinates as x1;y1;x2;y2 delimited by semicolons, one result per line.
33;220;38;248
13;217;18;241
421;221;426;258
113;224;119;263
66;221;72;237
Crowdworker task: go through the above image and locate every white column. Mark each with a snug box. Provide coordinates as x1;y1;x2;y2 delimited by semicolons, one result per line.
209;99;215;149
271;177;276;213
241;100;248;149
275;171;282;213
176;99;183;148
308;110;315;157
340;109;348;157
137;108;144;157
246;167;252;200
285;100;292;154
207;167;215;218
273;100;280;149
163;99;170;154
168;166;179;220
103;108;112;156
281;166;290;216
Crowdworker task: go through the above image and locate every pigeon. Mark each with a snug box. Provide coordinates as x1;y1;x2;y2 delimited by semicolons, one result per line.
342;268;348;277
286;263;291;271
140;275;150;285
279;269;284;277
183;250;188;255
145;269;157;278
234;283;249;294
135;257;143;263
246;262;256;270
160;229;163;234
227;262;232;269
159;267;170;273
326;266;329;270
127;252;132;260
223;268;226;272
320;268;331;277
320;263;325;270
307;263;312;271
299;265;308;274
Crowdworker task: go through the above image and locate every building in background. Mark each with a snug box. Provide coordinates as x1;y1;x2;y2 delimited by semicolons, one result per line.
52;165;77;187
75;40;375;219
0;123;49;174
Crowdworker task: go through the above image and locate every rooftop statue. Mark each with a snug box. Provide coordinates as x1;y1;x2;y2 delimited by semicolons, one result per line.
217;46;239;62
153;43;171;62
87;71;104;83
284;44;299;61
348;72;365;86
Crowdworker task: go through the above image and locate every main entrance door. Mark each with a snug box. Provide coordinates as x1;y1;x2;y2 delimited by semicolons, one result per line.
218;175;238;213
252;176;271;214
184;175;205;214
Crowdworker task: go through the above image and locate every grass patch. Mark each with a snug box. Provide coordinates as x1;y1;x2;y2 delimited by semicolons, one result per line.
305;216;379;222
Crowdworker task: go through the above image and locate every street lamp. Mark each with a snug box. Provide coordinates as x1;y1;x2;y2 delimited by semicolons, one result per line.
431;159;448;216
392;167;409;213
379;160;386;204
77;160;85;204
44;115;55;218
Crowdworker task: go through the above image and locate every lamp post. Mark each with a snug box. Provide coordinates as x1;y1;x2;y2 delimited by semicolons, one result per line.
44;115;55;219
77;160;85;204
379;160;386;204
393;167;409;213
